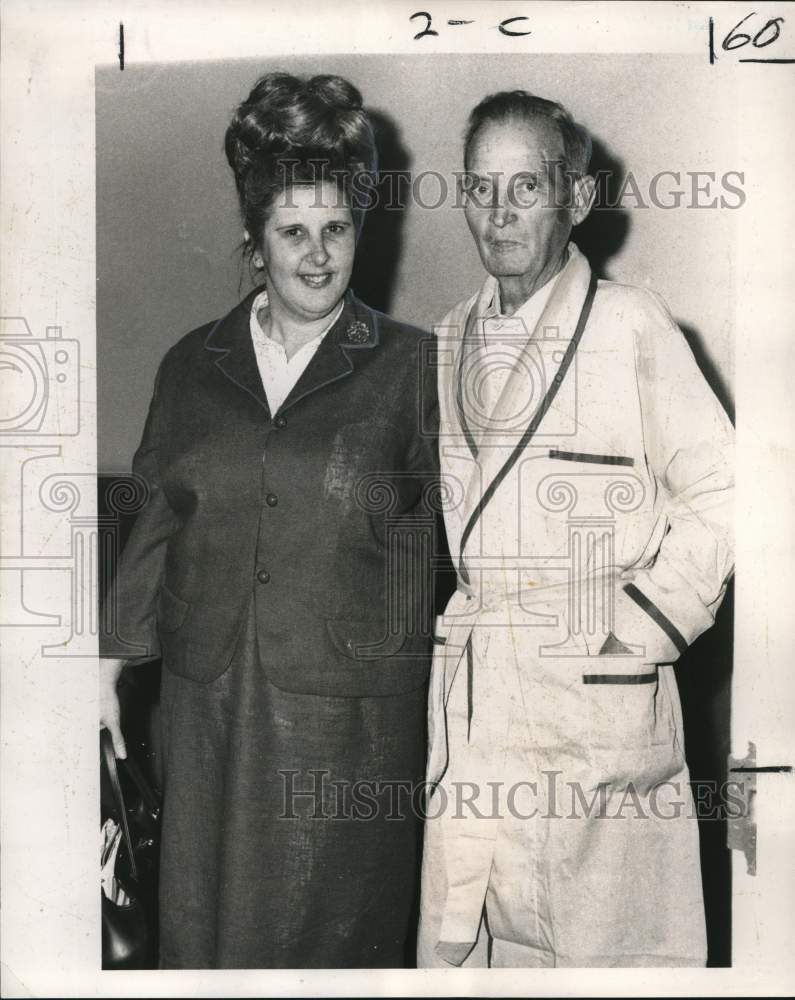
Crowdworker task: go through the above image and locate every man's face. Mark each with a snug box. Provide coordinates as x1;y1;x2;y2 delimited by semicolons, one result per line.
463;116;583;287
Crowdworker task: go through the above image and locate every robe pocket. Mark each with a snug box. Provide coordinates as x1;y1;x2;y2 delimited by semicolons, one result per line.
582;665;674;750
548;449;634;467
156;584;190;633
326;619;408;662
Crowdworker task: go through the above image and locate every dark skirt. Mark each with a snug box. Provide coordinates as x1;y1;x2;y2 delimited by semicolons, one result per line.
157;599;427;969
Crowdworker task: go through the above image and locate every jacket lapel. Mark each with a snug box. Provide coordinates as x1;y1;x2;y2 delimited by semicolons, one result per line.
279;292;378;414
204;287;271;416
203;289;378;418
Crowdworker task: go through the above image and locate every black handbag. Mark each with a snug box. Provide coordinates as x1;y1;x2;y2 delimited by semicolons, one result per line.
100;729;161;969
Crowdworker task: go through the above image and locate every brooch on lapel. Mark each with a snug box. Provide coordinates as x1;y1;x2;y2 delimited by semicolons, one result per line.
344;319;371;345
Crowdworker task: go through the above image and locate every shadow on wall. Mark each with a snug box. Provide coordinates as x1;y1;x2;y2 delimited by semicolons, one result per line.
352;109;412;315
679;322;735;426
676;579;734;967
575;135;735;426
573;136;631;280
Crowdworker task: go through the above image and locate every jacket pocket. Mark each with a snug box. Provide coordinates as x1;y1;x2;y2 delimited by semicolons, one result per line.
259;619;431;697
325;619;407;662
156;584;190;633
548;449;634;467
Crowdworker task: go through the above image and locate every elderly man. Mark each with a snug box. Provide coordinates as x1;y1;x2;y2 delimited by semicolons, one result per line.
417;92;734;968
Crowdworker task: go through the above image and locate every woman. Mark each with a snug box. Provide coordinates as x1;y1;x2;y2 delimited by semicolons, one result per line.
100;72;440;969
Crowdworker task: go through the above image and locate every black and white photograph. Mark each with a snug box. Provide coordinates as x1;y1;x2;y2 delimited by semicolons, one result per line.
1;1;793;996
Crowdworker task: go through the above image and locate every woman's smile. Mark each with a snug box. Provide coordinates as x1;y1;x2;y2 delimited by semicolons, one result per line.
299;272;335;288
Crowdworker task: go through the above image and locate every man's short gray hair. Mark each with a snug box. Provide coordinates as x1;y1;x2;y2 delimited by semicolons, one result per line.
463;91;592;177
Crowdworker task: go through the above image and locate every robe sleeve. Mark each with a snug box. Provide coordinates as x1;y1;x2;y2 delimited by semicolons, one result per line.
99;359;180;661
608;289;734;663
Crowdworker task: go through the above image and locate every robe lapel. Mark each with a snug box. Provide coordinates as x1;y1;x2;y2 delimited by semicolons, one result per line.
436;287;485;451
458;243;595;546
436;281;497;531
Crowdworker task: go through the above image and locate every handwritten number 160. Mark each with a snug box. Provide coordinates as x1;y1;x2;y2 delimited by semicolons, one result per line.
723;11;784;50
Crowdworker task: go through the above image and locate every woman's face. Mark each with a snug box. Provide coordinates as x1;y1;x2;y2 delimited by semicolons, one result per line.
257;182;355;324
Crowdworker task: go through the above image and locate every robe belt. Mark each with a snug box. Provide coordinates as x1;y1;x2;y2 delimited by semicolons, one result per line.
428;568;616;787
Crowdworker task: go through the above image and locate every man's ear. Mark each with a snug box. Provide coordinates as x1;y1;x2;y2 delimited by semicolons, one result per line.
571;174;596;226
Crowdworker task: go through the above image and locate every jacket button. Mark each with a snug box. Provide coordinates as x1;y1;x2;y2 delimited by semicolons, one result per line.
274;415;286;429
256;570;271;584
266;493;278;507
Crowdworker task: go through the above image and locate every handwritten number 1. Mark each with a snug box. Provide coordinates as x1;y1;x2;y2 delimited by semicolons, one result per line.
411;11;439;40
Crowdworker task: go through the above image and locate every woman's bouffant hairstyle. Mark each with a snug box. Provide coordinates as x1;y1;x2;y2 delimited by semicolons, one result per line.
225;72;378;262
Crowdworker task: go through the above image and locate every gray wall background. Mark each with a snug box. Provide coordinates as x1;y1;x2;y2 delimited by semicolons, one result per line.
97;52;736;471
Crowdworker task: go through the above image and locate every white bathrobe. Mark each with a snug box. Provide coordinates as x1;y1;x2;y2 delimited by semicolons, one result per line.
417;243;734;968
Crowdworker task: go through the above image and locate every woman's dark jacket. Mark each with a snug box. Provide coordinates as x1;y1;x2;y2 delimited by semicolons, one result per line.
101;289;442;697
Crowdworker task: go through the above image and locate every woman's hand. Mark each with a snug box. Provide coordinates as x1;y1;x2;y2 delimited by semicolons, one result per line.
100;658;127;759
